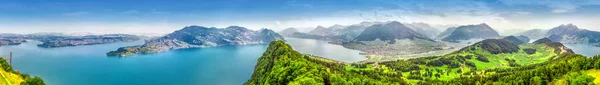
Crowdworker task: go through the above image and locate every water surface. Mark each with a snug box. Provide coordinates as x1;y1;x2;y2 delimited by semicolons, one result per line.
0;38;364;85
564;43;600;57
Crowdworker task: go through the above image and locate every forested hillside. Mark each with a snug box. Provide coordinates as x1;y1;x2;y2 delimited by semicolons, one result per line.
247;38;600;85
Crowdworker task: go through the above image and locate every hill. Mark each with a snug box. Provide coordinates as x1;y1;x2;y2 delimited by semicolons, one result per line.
246;38;600;84
441;23;500;42
502;36;527;45
107;26;284;56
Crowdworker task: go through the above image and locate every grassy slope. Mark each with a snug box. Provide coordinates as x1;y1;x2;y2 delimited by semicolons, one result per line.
587;69;600;84
0;58;24;85
0;66;24;85
399;43;557;82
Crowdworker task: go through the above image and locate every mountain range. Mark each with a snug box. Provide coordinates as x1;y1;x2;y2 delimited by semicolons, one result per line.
107;26;285;56
340;21;448;56
0;33;142;48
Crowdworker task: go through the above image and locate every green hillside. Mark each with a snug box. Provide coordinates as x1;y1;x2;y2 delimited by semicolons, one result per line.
0;58;45;85
247;39;600;85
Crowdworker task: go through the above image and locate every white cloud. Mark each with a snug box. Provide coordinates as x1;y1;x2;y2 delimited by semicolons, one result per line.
501;0;600;13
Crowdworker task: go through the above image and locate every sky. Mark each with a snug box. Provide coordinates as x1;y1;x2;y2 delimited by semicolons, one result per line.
0;0;599;35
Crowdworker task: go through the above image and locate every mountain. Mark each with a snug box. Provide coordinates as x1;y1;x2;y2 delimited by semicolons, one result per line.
515;29;547;41
291;22;379;41
340;21;448;56
309;26;338;36
354;21;431;43
441;23;500;42
436;27;458;39
404;22;441;38
278;28;299;36
107;26;284;56
546;24;580;36
247;38;592;84
546;24;600;43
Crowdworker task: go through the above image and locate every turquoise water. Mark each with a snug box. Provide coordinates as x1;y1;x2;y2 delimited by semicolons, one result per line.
564;43;600;57
0;38;365;85
285;37;366;62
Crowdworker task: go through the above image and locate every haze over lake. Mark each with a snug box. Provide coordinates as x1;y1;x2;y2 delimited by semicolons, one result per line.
0;38;365;85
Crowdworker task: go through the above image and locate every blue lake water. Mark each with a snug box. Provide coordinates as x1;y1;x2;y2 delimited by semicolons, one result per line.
564;43;600;57
0;38;365;85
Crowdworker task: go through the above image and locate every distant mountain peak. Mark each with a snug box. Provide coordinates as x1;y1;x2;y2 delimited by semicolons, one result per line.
316;26;327;29
479;23;489;26
556;23;579;30
547;24;581;36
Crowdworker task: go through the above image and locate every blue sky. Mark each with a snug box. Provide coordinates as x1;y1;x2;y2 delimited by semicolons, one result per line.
1;0;600;34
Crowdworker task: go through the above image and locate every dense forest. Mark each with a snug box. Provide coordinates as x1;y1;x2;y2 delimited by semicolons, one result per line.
246;38;600;85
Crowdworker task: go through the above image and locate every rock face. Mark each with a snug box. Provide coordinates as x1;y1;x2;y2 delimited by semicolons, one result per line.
354;21;431;43
441;23;500;42
546;24;600;43
36;34;140;48
107;26;285;56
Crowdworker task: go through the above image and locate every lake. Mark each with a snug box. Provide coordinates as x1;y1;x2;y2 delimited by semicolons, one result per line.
0;38;364;85
564;43;600;57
